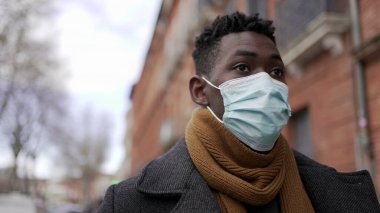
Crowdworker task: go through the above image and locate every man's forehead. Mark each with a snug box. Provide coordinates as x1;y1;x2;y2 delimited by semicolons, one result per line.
218;31;280;58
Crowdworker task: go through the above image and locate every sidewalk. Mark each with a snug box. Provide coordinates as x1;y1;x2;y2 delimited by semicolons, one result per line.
0;192;36;213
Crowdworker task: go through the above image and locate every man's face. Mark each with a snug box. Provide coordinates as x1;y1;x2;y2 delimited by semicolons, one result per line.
204;31;286;120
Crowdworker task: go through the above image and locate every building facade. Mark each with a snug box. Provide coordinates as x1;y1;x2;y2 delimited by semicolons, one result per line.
121;0;380;192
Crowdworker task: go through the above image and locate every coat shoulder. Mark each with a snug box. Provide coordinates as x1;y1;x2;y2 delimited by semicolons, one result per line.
98;139;190;213
98;174;182;213
294;150;380;212
97;176;140;213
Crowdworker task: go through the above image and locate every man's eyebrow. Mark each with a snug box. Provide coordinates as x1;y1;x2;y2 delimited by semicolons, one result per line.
233;50;258;57
232;50;283;62
270;54;283;62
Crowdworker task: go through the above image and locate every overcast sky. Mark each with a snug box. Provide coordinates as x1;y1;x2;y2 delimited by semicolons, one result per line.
36;0;163;177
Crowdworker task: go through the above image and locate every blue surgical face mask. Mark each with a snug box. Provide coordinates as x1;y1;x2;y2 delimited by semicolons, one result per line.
202;72;292;152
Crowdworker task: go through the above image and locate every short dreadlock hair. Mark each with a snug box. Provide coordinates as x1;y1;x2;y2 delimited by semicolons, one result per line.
192;12;276;76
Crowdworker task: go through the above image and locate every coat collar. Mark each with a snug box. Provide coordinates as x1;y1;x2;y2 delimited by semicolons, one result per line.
136;138;192;195
136;138;220;212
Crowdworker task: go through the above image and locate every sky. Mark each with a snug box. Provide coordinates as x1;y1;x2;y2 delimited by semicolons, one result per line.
33;0;163;177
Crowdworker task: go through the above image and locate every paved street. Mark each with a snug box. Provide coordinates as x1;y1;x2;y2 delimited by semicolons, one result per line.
0;192;36;213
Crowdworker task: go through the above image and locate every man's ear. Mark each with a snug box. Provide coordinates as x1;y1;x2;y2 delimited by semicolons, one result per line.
189;75;209;106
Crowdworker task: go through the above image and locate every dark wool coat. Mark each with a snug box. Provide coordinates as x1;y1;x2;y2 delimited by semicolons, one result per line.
98;138;380;213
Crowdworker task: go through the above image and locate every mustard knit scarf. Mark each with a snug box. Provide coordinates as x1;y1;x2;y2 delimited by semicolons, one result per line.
185;108;314;213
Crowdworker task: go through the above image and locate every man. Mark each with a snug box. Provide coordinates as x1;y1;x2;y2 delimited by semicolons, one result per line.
99;12;379;213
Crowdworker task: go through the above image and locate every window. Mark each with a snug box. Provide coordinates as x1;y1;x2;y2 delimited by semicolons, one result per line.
292;108;313;158
275;0;347;48
247;0;267;18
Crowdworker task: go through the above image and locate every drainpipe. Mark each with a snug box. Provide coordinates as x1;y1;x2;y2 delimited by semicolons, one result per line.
349;0;375;175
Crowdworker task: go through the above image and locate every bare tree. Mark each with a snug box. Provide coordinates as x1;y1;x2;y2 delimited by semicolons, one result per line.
54;105;112;205
0;0;66;193
0;0;111;203
0;0;61;114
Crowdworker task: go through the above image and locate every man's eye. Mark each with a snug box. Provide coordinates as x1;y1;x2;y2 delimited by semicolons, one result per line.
270;68;284;78
234;64;250;73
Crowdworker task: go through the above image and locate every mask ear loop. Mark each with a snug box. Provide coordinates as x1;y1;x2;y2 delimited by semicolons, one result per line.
202;77;219;90
201;77;224;123
206;106;224;123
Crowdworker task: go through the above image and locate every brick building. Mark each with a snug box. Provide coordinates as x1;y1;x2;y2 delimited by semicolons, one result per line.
121;0;380;192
